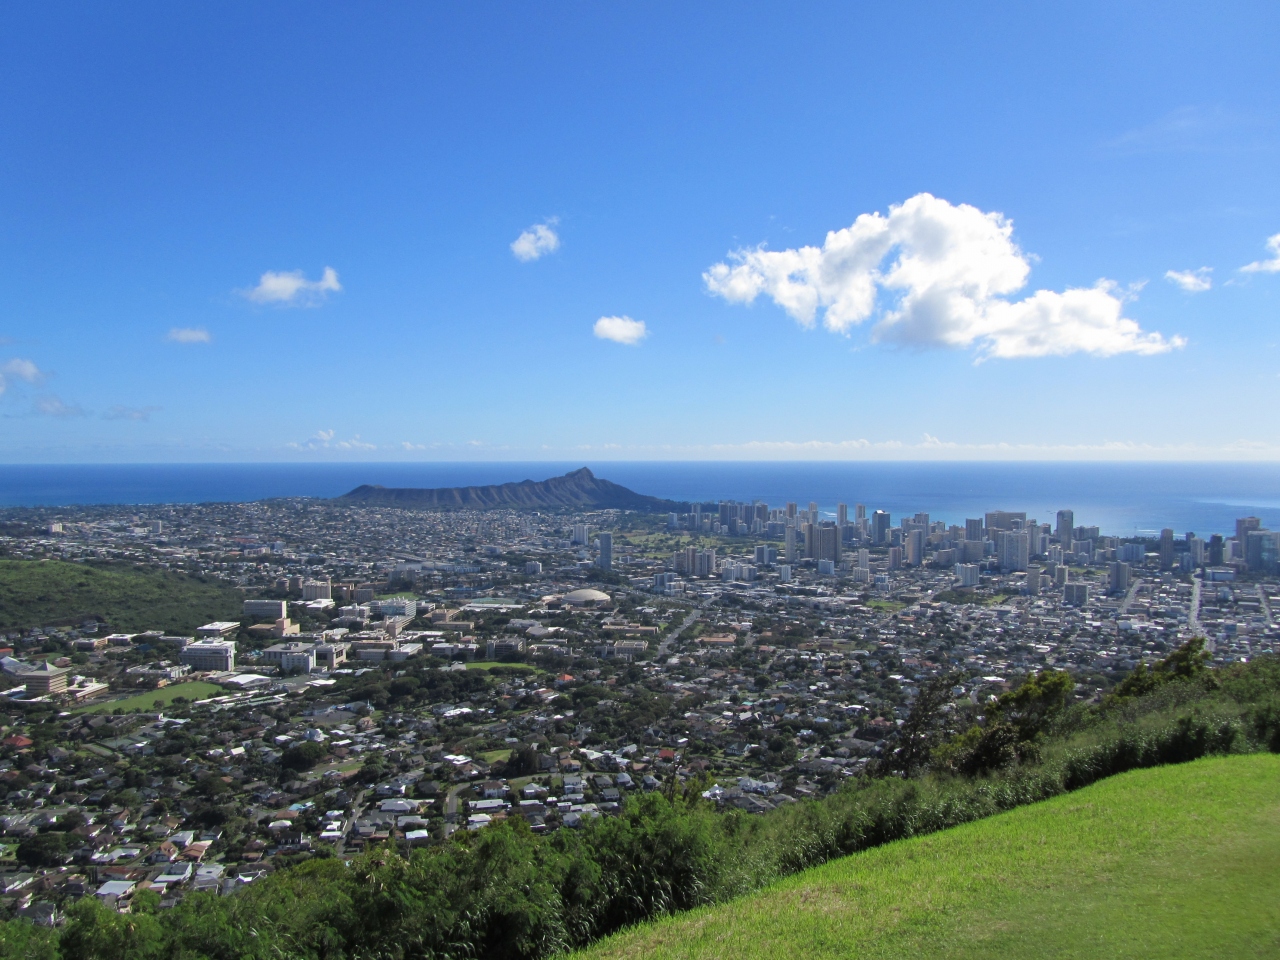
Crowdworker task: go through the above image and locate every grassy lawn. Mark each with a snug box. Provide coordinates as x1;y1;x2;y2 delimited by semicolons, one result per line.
0;559;243;633
865;599;905;613
464;661;536;672
578;754;1280;960
480;749;513;763
73;680;225;714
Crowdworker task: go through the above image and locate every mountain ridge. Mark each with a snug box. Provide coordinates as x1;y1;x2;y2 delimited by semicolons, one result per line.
337;467;682;511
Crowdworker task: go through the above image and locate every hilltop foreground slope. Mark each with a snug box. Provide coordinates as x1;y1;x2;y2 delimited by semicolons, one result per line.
579;754;1280;960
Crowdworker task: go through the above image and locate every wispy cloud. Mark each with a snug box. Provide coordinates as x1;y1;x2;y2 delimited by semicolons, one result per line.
705;193;1184;360
1165;267;1212;292
287;429;376;451
593;315;647;345
241;267;341;305
0;359;43;395
1241;233;1280;274
167;327;211;344
34;394;86;418
511;219;560;262
1104;105;1270;155
103;405;161;421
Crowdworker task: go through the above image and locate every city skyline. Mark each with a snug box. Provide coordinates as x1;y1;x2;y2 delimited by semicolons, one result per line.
2;4;1279;462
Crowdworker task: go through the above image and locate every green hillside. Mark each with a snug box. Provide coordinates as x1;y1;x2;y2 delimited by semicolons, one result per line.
0;559;243;634
579;754;1280;960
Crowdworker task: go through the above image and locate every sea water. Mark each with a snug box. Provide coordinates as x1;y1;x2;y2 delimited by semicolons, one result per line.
1;461;1278;538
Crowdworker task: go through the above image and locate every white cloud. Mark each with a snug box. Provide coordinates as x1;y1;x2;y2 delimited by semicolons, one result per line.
0;359;43;395
1165;268;1212;292
1241;233;1280;274
288;429;376;451
103;405;161;421
167;327;211;343
593;315;647;345
511;220;560;262
242;267;341;305
704;193;1184;359
34;394;85;418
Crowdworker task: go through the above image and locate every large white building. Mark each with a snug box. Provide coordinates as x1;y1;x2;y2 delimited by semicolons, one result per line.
179;638;236;672
243;599;288;619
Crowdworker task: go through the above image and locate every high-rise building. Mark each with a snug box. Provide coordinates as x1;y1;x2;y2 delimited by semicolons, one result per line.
809;502;818;524
857;548;870;569
954;563;980;587
683;545;698;575
811;523;840;562
695;548;716;578
837;503;848;527
913;512;930;529
180;638;237;672
1108;561;1130;595
598;532;613;572
872;510;891;545
1236;517;1262;556
1055;509;1074;544
1063;583;1090;606
888;546;903;569
855;503;866;521
996;531;1029;572
1208;534;1224;566
985;511;1026;532
778;564;792;583
785;523;797;563
965;518;984;541
786;502;797;521
572;523;589;545
1188;536;1205;566
1158;528;1175;571
906;528;925;566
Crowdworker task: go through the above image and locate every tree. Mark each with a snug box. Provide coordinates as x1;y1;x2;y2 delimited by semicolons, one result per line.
280;740;327;772
1114;637;1211;698
883;670;964;775
16;833;67;869
993;669;1074;741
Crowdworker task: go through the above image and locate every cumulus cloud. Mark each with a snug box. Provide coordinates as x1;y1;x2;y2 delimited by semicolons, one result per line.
511;220;560;262
167;327;211;344
1241;233;1280;274
242;267;341;305
1165;268;1212;292
704;193;1184;359
34;395;85;418
103;405;161;421
593;315;647;345
0;359;43;394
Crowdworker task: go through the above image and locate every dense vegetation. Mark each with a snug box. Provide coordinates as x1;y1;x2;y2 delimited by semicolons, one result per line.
578;754;1280;959
0;560;243;634
4;643;1280;960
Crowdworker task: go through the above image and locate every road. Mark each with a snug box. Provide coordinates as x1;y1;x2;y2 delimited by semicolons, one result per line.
1189;577;1202;633
658;605;703;656
1119;578;1144;616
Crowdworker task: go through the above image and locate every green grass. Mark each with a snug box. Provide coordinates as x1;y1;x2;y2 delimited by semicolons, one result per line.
73;680;225;714
464;661;536;672
579;755;1280;960
480;749;513;763
0;559;243;633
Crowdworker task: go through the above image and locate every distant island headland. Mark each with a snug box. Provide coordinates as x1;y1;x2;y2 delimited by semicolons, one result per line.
338;467;684;512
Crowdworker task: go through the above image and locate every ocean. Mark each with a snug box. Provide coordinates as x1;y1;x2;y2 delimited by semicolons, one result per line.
2;461;1279;538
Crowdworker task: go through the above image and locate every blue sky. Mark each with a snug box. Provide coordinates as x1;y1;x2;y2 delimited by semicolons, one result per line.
1;2;1278;462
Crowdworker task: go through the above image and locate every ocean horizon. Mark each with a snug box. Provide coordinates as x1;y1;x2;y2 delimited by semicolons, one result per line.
3;461;1280;539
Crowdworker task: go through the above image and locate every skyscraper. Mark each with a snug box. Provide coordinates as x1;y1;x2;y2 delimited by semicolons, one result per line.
598;532;612;572
1055;509;1074;545
1109;561;1130;595
837;503;848;527
906;528;925;566
965;518;984;541
785;523;797;563
872;510;891;545
1159;528;1175;571
786;502;797;521
1237;517;1262;553
996;531;1029;572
